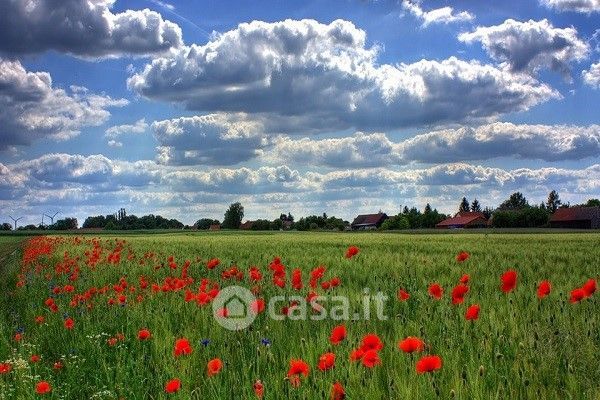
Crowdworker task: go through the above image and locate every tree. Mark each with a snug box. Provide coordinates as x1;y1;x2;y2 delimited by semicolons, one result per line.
424;203;432;214
459;197;470;213
222;202;244;229
50;218;78;230
499;192;529;210
482;207;494;220
585;198;600;207
195;218;219;230
380;214;410;230
470;199;482;213
546;190;561;213
1;223;11;231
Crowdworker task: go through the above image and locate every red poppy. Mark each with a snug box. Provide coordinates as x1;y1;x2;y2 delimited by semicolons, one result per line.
107;337;118;346
287;359;309;387
459;274;470;284
35;316;45;324
398;337;425;353
500;270;517;293
64;318;74;330
251;298;266;314
361;349;381;368
165;379;181;393
291;269;303;290
207;258;220;270
583;278;597;297
465;304;480;320
345;246;359;259
174;338;193;357
30;355;41;363
14;333;22;342
207;358;223;376
349;348;364;362
397;289;410;301
253;380;264;398
331;382;345;400
0;363;11;374
451;284;469;304
415;355;442;374
360;334;384;352
138;329;151;340
570;288;586;303
318;352;336;371
428;283;443;300
537;280;551;299
53;361;63;370
456;251;470;262
35;381;52;395
330;325;347;345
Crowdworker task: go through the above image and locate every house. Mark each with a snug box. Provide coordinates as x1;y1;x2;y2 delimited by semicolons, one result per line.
436;212;487;229
240;221;254;230
351;213;388;230
209;224;221;231
549;207;600;229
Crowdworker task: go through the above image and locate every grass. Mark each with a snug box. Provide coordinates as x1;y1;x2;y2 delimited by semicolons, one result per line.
1;232;599;399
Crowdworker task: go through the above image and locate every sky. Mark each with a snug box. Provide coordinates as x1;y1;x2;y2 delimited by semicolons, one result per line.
0;0;599;226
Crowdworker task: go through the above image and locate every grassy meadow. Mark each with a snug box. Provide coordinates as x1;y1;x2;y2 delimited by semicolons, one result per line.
0;232;599;399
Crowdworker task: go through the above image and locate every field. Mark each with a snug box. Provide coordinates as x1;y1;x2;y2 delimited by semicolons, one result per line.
1;232;599;399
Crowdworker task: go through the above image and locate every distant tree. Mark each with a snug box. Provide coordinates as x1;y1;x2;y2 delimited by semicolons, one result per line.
482;207;494;220
51;218;78;230
270;219;283;230
222;202;244;229
1;223;11;231
380;214;410;230
546;190;561;213
499;192;529;210
585;198;600;207
194;218;220;230
459;197;470;213
250;219;271;231
287;212;294;222
470;199;482;213
424;203;432;214
402;206;409;214
82;215;107;229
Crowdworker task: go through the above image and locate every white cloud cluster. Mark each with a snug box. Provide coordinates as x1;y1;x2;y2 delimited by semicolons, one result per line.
0;59;128;150
540;0;600;13
128;19;558;133
459;19;589;79
0;0;183;58
582;61;600;88
105;118;148;147
402;0;474;27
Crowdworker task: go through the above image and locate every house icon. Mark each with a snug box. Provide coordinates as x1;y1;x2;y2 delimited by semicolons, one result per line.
224;295;248;319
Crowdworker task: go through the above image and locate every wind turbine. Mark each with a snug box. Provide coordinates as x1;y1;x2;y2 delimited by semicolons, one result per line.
8;215;23;230
44;211;59;225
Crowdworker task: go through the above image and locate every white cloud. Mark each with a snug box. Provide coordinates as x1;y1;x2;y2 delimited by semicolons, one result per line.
582;61;600;88
128;19;558;133
0;58;128;150
105;119;148;138
149;0;175;11
540;0;600;13
458;19;589;79
0;0;183;59
402;0;474;27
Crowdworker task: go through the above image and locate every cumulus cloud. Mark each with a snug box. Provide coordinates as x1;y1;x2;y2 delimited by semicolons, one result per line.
540;0;600;13
0;0;183;59
402;0;474;27
458;19;589;79
582;61;600;88
0;59;128;150
105;119;148;138
267;123;600;167
152;114;268;165
128;19;558;133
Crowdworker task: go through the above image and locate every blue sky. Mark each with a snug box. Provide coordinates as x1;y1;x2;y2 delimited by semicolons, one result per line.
1;0;599;226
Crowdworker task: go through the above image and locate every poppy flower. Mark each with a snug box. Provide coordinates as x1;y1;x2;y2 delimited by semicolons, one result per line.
451;284;469;305
465;304;480;320
397;289;410;301
287;359;309;387
459;274;470;284
331;382;345;400
583;279;597;297
360;334;384;352
64;318;74;330
570;288;586;303
500;270;517;293
35;381;52;395
174;338;193;357
345;246;359;259
456;251;470;262
318;352;336;371
138;329;151;340
207;358;223;376
30;355;41;363
361;349;381;368
253;380;264;398
107;337;118;346
349;348;364;362
537;281;551;299
35;316;45;324
251;298;266;314
0;363;11;374
14;333;22;342
165;379;181;393
207;258;220;270
330;325;347;345
428;283;443;300
415;355;442;374
53;361;63;370
398;337;425;353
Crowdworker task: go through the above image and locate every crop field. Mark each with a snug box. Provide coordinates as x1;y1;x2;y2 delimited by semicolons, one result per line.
0;232;599;399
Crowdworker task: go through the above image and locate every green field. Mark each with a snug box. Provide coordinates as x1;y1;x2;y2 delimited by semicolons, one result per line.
1;232;599;399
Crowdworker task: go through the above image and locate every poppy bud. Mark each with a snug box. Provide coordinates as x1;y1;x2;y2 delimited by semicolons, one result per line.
479;365;485;376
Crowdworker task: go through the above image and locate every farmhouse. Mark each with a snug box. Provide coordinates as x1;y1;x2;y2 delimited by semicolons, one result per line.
240;221;254;230
549;207;600;229
209;224;221;231
350;212;388;230
436;212;487;229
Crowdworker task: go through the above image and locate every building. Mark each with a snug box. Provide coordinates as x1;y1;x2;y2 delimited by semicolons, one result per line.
240;221;254;230
549;207;600;229
351;213;388;230
436;212;487;229
209;224;221;231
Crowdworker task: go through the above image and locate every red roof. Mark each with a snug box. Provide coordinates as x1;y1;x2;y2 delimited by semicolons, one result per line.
436;212;486;227
549;207;600;222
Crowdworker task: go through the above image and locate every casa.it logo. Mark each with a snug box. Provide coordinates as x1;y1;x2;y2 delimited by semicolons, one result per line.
212;285;257;331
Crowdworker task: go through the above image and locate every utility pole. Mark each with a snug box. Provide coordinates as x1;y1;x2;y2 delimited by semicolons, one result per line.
9;215;23;230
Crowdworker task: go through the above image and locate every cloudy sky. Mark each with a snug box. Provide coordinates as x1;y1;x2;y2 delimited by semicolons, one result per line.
1;0;599;226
